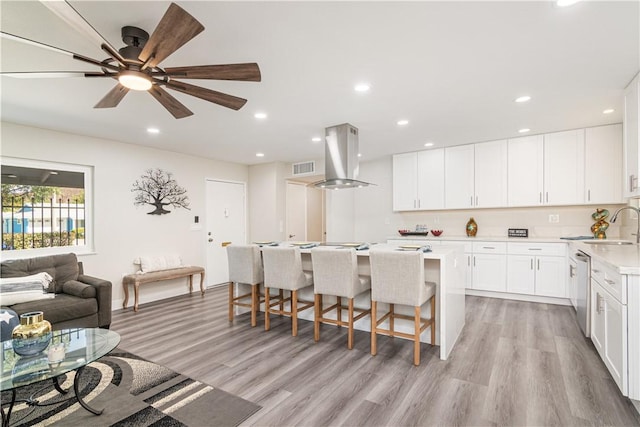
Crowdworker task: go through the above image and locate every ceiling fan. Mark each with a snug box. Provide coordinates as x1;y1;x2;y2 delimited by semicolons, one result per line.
0;1;261;119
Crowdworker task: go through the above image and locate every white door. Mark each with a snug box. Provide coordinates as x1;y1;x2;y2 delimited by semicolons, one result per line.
205;179;246;287
286;182;307;241
508;135;544;207
445;145;474;209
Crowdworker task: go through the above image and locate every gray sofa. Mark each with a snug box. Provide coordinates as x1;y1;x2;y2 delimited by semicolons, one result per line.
1;253;112;329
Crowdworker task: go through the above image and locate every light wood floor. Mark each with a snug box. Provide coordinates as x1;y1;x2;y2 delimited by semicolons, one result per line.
111;286;640;426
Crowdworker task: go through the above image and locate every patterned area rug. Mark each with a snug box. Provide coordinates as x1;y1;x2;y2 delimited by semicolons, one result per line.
1;350;261;426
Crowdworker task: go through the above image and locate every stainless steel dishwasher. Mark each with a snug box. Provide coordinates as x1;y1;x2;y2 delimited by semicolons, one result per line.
575;250;591;336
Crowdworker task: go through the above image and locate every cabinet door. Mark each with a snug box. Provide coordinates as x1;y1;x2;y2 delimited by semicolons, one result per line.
569;258;578;309
475;140;508;208
393;153;418;211
591;280;605;357
472;254;507;292
624;74;640;197
445;145;475;209
534;256;567;297
465;253;473;289
508;135;544;207
506;255;535;295
417;149;445;210
544;129;585;205
585;124;622;204
603;289;628;394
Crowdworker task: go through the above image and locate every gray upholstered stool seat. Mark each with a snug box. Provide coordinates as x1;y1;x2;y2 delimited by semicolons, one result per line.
369;248;437;366
261;246;314;336
311;247;371;349
226;244;264;327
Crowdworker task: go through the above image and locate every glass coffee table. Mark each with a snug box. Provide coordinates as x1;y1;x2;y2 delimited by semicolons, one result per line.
1;328;120;426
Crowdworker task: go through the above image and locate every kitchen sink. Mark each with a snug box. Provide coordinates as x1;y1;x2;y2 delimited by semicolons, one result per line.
582;240;634;245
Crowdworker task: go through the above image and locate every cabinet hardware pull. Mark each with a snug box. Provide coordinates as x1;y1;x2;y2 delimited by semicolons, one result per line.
592;269;600;273
631;175;638;192
569;266;575;277
528;248;542;251
470;196;473;206
588;189;591;201
467;255;470;266
475;196;478;206
414;200;417;208
482;246;495;249
597;294;604;314
546;192;549;203
473;256;476;267
537;259;540;270
530;259;533;270
418;199;421;208
604;278;616;285
539;192;542;203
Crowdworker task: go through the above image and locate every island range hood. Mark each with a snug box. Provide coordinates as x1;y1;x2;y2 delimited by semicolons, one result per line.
311;123;373;189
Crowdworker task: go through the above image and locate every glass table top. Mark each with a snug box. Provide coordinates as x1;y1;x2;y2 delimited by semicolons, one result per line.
1;328;121;391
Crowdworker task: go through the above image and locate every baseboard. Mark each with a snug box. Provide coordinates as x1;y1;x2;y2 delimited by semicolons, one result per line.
465;289;572;306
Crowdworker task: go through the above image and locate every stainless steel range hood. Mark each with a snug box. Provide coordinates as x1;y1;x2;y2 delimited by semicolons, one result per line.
311;123;373;189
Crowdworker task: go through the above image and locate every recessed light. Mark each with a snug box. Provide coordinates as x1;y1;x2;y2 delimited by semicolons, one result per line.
556;0;580;7
397;120;409;126
354;83;370;92
49;171;59;175
518;128;531;133
357;153;362;157
312;137;322;142
424;142;434;147
603;108;615;114
256;153;265;157
515;95;531;103
254;112;267;119
147;127;160;134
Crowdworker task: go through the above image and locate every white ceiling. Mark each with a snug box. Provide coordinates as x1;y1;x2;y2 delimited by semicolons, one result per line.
1;1;638;166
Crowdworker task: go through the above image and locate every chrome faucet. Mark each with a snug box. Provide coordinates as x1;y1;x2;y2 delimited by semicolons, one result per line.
611;206;640;244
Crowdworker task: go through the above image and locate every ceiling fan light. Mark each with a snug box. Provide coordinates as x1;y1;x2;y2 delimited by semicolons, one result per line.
119;70;152;91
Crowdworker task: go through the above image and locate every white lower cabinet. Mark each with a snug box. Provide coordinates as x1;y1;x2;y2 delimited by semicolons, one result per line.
591;279;628;394
506;243;567;298
471;242;507;292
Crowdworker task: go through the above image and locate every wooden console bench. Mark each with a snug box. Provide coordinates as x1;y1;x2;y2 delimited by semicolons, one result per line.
122;266;205;312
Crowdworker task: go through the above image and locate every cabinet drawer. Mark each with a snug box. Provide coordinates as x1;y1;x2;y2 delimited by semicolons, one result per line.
591;259;626;304
447;240;473;253
472;242;507;254
507;242;567;256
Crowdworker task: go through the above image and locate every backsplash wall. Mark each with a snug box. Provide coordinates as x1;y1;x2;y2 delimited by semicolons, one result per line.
352;156;629;243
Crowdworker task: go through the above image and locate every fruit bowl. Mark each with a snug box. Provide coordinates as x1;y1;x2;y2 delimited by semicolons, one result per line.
431;229;443;237
398;229;429;236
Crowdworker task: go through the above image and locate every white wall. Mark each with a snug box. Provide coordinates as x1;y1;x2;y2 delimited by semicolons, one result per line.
337;155;629;242
248;162;288;242
1;121;248;308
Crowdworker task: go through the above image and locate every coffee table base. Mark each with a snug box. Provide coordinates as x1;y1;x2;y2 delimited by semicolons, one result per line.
1;367;102;426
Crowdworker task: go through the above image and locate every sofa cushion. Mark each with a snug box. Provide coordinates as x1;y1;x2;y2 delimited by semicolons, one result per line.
1;253;79;293
62;280;96;299
0;272;55;305
9;294;97;325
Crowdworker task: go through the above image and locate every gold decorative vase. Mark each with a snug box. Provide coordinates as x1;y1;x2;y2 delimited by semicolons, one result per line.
466;217;478;237
591;209;610;239
11;311;52;356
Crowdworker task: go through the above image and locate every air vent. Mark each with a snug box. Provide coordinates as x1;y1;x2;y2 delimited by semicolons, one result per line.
292;161;316;176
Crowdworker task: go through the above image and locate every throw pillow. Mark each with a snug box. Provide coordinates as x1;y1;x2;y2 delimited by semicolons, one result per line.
0;308;19;341
138;254;183;273
0;272;56;305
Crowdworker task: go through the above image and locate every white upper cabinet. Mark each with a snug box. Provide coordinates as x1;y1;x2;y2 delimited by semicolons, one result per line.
417;149;445;210
393;149;444;211
445;145;475;209
624;72;640;198
507;135;544;207
544;129;585;206
474;140;508;208
585;124;623;204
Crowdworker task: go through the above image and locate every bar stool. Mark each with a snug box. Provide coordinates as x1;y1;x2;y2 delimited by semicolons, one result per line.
311;247;371;349
261;246;314;336
369;249;436;366
226;244;264;327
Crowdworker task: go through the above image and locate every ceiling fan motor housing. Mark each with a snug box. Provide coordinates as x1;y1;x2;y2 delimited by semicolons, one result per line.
120;26;149;59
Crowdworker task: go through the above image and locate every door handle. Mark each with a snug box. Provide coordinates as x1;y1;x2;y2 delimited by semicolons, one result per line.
289;234;295;238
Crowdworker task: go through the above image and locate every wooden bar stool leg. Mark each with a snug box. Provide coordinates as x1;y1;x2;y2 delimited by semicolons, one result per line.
314;294;321;342
251;284;258;327
430;295;436;345
279;289;284;314
292;290;298;337
336;296;342;327
228;283;234;322
265;287;271;331
414;306;421;366
348;297;355;350
389;303;395;334
371;300;377;356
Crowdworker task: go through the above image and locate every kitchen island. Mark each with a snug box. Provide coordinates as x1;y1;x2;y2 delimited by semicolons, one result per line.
274;243;466;360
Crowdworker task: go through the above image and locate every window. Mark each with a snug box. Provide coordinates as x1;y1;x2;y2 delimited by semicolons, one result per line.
1;157;93;256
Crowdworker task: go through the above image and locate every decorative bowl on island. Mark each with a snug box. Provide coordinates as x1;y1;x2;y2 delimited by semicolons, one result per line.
431;230;443;237
398;229;429;236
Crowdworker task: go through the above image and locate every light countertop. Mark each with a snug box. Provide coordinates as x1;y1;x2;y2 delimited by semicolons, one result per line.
388;235;573;244
571;241;640;275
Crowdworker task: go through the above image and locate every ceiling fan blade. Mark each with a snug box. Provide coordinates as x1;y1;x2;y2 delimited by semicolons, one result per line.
94;84;129;108
0;31;120;73
148;86;193;119
1;71;95;78
139;3;204;68
163;63;262;82
40;0;126;66
160;80;247;110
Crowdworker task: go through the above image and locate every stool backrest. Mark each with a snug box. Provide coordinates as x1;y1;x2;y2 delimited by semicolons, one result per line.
369;249;426;306
226;245;263;285
311;247;365;298
262;246;307;290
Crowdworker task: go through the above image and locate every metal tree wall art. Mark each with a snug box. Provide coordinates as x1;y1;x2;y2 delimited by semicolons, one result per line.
132;168;190;215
